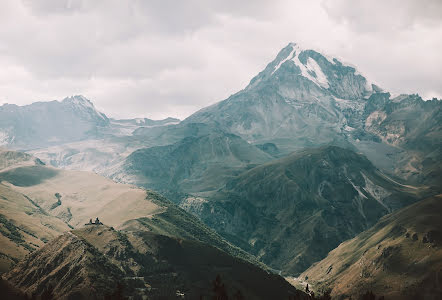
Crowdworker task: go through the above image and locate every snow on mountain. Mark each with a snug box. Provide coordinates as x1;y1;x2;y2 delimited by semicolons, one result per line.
290;43;329;88
62;95;109;123
185;42;380;148
249;42;375;100
0;130;11;146
271;43;330;88
271;46;296;75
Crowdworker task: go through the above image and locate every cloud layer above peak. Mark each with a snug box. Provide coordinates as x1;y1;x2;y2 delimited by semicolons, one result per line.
0;0;441;119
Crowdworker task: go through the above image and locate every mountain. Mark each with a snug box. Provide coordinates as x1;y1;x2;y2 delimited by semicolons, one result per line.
180;146;426;275
2;225;306;300
184;43;380;152
111;116;180;127
0;148;161;272
0;149;71;272
360;93;442;186
116;123;272;199
0;95;109;149
183;43;442;185
301;194;442;300
0;157;163;230
0;42;440;296
0;149;259;275
0;96;182;176
0;148;43;171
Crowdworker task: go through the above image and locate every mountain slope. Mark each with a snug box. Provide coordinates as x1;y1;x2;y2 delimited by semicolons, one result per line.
0;149;261;274
184;43;378;152
360;94;442;186
183;43;441;186
301;194;442;300
0;149;72;272
0;165;163;229
2;225;306;300
0;148;162;272
117;124;272;199
0;183;71;273
181;146;424;275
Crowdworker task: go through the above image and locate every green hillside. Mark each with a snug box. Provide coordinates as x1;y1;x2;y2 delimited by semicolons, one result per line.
183;146;426;274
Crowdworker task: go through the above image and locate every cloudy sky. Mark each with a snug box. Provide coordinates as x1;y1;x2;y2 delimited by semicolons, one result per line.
0;0;441;119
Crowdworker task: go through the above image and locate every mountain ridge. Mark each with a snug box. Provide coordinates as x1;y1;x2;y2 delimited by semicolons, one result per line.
180;145;426;274
2;225;307;299
301;194;442;300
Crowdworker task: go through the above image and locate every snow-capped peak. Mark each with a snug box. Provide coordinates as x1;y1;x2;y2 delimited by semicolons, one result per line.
271;47;296;75
63;95;94;108
289;43;330;88
270;43;329;88
62;95;107;121
247;42;380;99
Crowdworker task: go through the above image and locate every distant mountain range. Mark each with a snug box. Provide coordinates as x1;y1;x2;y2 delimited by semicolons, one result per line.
0;96;109;149
0;95;179;150
0;42;440;299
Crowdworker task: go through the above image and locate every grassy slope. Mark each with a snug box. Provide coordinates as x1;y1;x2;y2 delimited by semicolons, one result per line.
123;126;271;199
195;146;425;275
301;194;442;299
0;150;162;273
4;225;306;300
121;191;263;268
0;183;70;273
0;149;264;277
2;166;164;228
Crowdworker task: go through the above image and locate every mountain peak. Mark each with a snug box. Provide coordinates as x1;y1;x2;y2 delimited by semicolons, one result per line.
62;95;94;108
62;95;108;122
247;42;376;100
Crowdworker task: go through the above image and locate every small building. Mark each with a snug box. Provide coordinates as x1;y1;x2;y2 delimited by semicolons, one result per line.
84;217;103;225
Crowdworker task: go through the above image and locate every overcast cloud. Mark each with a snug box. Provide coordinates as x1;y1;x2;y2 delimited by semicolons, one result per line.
0;0;441;119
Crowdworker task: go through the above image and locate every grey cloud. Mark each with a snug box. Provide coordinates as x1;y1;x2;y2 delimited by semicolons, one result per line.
0;0;440;119
322;0;442;33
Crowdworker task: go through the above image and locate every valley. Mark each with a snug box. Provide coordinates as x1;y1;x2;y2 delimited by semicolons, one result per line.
0;42;440;299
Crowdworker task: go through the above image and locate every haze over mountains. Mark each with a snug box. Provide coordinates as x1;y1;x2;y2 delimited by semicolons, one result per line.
0;42;441;299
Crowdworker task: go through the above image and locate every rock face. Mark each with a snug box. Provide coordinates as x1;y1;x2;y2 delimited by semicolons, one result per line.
3;226;306;300
181;146;423;274
182;43;441;185
184;43;377;149
301;194;442;300
361;94;442;185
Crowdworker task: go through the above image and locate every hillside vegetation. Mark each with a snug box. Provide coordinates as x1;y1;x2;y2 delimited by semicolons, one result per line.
182;146;427;274
3;225;306;300
301;194;442;299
